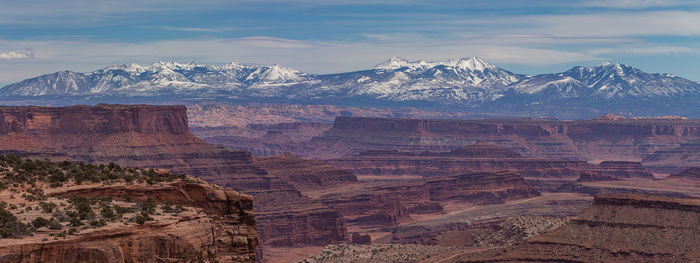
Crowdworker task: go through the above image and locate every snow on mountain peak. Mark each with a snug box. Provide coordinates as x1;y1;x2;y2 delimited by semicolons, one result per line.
447;57;494;71
374;57;413;70
375;56;496;71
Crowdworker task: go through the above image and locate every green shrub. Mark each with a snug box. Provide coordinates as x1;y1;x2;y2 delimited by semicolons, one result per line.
32;217;50;228
39;202;57;213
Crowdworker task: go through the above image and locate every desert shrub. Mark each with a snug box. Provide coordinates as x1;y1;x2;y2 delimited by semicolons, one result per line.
32;217;50;228
134;211;153;225
68;195;94;220
39;201;57;213
137;198;157;214
0;206;29;238
113;205;135;216
89;219;106;227
69;218;83;227
47;219;62;230
101;206;117;221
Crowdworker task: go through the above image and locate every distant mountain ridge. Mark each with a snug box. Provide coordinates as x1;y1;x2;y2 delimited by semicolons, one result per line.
1;57;698;118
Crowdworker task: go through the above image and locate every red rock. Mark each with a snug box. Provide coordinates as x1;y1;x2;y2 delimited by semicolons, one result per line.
328;143;654;179
0;104;350;249
317;171;539;227
0;178;259;262
351;233;372;244
668;167;700;180
577;171;621;182
307;116;700;162
462;194;700;262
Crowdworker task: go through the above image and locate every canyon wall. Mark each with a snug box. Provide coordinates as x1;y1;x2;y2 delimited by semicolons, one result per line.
0;104;349;249
328;143;653;179
0;176;259;262
463;193;700;262
309;116;700;162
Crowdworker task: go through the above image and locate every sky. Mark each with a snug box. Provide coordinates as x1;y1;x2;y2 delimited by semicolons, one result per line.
1;0;699;85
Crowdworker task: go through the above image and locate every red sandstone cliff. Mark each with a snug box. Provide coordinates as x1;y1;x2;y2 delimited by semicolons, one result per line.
0;174;259;262
0;104;350;250
462;193;700;262
328;143;653;179
307;116;700;162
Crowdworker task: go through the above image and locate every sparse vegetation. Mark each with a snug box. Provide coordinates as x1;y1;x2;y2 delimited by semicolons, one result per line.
0;154;187;188
0;155;196;240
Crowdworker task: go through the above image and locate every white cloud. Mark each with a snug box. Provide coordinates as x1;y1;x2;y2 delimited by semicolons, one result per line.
580;0;690;9
523;11;700;37
134;26;242;33
588;45;695;55
0;50;33;60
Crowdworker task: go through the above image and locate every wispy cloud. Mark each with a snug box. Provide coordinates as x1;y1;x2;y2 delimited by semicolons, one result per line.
580;0;692;9
0;50;33;60
134;26;242;33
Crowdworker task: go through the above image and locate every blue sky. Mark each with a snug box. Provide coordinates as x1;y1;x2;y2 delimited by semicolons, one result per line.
1;0;699;84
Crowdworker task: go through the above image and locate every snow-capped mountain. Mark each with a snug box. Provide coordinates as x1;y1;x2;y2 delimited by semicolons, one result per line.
313;57;522;103
0;61;313;97
511;62;700;99
1;57;698;118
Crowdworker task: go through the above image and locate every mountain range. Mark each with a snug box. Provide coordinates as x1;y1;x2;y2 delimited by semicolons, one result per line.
1;57;698;118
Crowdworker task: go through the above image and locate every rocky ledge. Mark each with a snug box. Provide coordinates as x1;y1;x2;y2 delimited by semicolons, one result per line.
0;155;259;262
462;193;700;262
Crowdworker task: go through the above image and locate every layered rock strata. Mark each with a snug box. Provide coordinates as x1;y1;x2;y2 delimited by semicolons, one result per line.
308;116;700;161
0;104;349;248
317;171;540;227
0;175;259;262
328;143;653;179
463;193;700;262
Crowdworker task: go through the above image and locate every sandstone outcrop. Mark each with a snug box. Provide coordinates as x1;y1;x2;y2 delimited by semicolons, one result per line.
328;143;653;179
317;171;540;227
254;154;357;191
307;116;700;162
0;104;350;249
643;140;700;173
194;122;331;157
668;167;700;180
577;171;621;182
0;158;259;262
462;193;700;262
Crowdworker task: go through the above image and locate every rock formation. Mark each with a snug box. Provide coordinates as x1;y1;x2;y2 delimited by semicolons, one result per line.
328;143;653;179
317;171;540;227
668;167;700;180
0;104;350;249
577;171;621;182
0;157;258;262
643;140;700;173
462;193;700;262
307;116;700;162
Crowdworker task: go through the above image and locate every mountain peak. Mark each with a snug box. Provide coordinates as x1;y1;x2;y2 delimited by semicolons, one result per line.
374;56;496;71
447;56;494;71
374;57;413;70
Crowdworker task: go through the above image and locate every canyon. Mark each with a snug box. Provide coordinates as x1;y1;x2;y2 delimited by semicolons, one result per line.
0;104;351;253
306;116;700;163
460;193;700;262
0;104;545;261
0;157;259;262
2;103;699;262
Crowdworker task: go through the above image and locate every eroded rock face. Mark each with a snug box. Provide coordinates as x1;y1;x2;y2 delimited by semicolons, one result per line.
0;179;259;262
463;193;700;262
0;104;350;249
643;140;700;173
668;167;700;180
328;144;653;179
317;171;540;227
309;117;700;162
